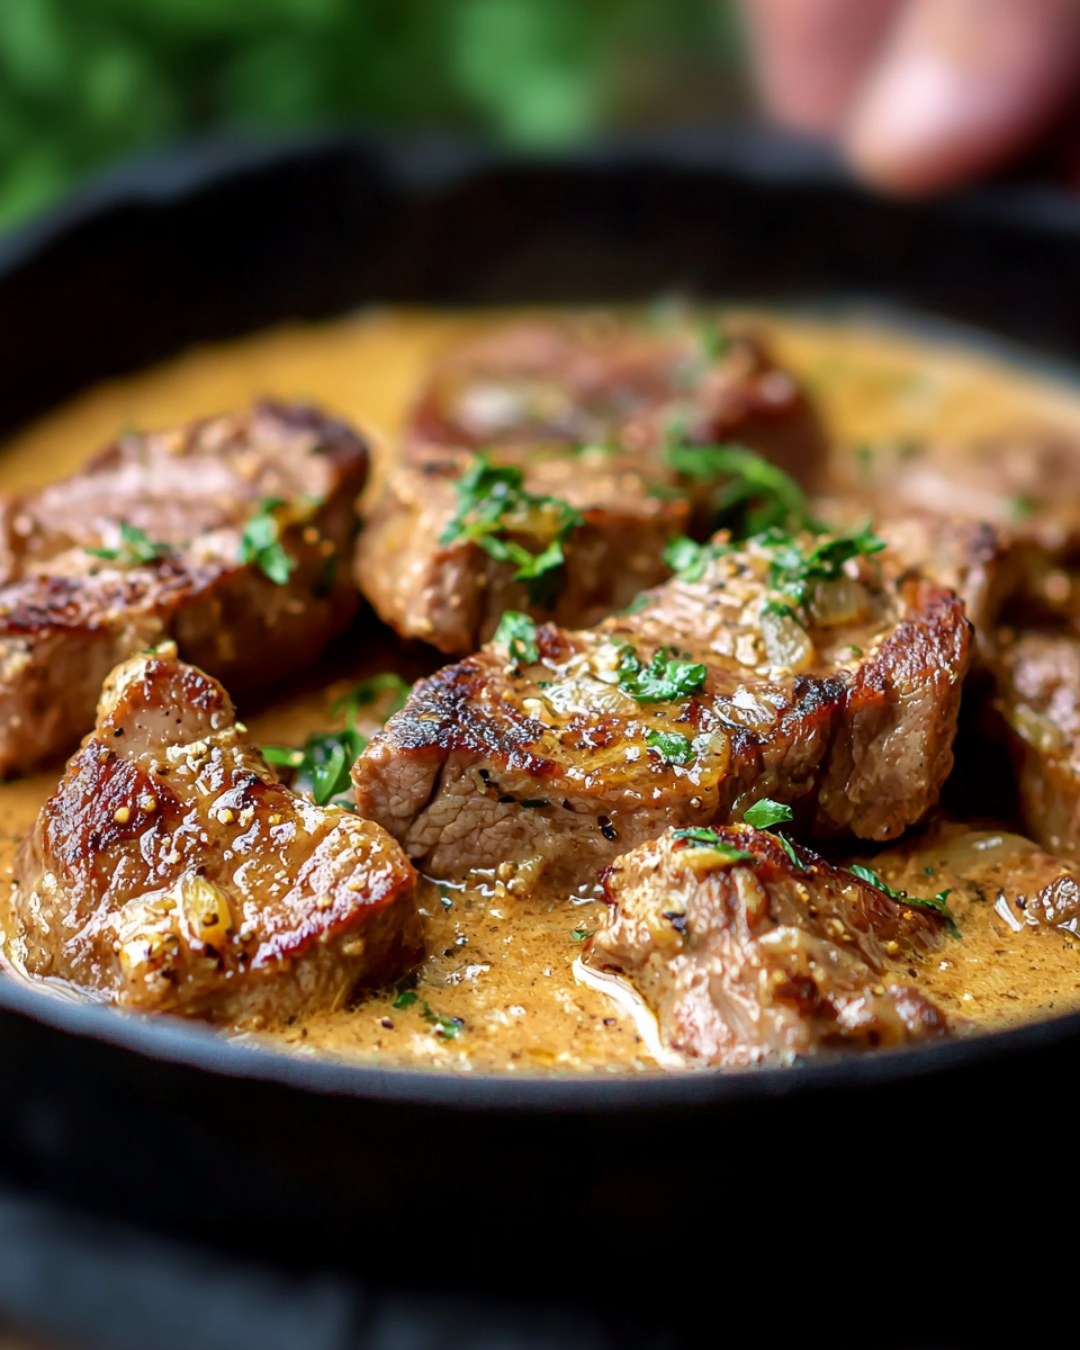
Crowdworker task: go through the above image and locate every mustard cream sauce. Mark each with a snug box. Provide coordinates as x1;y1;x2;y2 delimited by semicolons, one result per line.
4;306;1080;1070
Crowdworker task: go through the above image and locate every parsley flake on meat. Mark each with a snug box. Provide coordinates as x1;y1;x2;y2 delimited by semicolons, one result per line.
764;527;886;614
662;534;724;582
239;497;295;586
672;827;754;864
645;729;696;765
849;863;957;930
439;453;584;604
493;610;540;666
741;798;804;869
618;645;706;703
665;442;816;536
742;799;793;830
86;522;170;566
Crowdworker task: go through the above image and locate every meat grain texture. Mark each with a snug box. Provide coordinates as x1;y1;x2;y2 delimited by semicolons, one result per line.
588;825;949;1065
354;531;972;889
995;629;1080;862
356;316;825;653
0;400;368;776
9;648;420;1025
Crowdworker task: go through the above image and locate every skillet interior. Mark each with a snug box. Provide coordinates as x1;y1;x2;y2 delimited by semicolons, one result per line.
1;129;1078;1277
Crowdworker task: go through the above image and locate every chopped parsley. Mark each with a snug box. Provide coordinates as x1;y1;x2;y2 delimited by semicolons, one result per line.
645;729;696;765
389;987;468;1036
772;833;804;870
239;497;295;586
439;454;583;605
849;863;957;929
330;672;411;724
662;534;722;583
697;318;730;363
291;727;365;807
664;442;816;536
264;727;361;807
742;799;794;830
570;927;594;942
763;526;886;615
741;798;804;870
264;673;409;807
420;1001;464;1039
619;592;652;616
618;645;706;703
493;610;540;666
1010;494;1036;521
672;827;754;864
86;522;170;565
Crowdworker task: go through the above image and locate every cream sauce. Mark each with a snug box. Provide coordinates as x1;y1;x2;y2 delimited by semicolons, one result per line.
4;306;1080;1071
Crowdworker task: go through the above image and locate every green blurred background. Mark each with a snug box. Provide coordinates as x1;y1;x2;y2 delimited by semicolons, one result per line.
0;0;748;232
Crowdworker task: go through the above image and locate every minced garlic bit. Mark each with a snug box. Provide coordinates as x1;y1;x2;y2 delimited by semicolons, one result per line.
113;806;131;825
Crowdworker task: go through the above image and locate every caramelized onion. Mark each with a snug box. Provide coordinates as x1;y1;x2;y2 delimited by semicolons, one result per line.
760;609;815;672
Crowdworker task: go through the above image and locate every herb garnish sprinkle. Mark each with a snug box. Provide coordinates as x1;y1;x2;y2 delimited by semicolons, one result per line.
618;646;706;703
849;863;957;932
664;442;817;537
672;827;754;865
263;673;411;808
645;729;696;765
86;522;170;566
742;798;804;869
493;610;540;666
440;454;583;605
239;497;295;586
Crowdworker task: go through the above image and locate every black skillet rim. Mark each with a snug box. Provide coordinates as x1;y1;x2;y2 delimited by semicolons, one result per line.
3;125;1080;1115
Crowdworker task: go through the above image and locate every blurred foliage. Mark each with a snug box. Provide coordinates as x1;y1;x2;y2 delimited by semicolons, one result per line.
0;0;745;230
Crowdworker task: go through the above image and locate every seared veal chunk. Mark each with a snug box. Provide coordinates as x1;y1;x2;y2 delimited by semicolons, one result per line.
356;445;687;655
407;316;822;473
0;400;367;776
815;432;1080;639
587;826;949;1066
356;316;825;654
354;530;971;888
820;431;1080;558
872;516;1020;646
994;630;1080;861
9;649;420;1026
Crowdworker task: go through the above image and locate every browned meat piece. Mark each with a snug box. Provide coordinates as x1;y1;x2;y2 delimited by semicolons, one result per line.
354;529;971;888
408;315;823;475
0;400;367;776
356;315;825;655
994;629;1080;861
8;647;420;1027
587;825;949;1066
356;445;686;654
821;432;1080;556
873;516;1018;643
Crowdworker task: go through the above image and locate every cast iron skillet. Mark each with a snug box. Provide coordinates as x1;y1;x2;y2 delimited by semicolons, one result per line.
0;128;1076;1300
